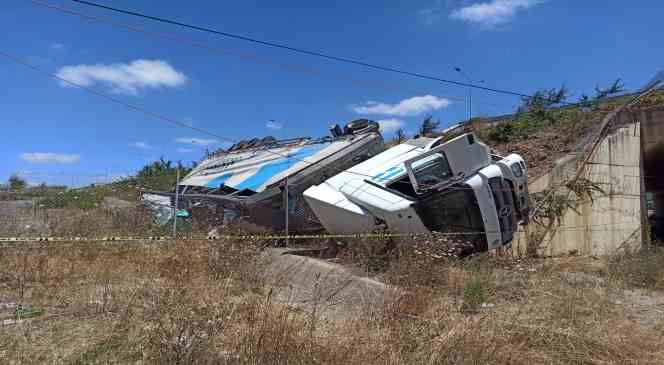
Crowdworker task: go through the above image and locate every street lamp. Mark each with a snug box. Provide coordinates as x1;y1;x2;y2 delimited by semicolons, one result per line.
454;67;484;122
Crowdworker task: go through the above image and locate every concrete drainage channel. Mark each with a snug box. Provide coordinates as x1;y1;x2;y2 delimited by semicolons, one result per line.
261;247;397;321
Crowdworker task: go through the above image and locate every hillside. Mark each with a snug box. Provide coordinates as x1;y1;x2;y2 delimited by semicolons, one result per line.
464;90;664;181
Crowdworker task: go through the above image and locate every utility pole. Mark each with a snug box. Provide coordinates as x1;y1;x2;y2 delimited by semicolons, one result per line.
283;176;289;246
455;67;484;122
172;168;180;238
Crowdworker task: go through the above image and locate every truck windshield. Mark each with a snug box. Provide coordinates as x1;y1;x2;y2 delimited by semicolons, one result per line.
411;153;453;191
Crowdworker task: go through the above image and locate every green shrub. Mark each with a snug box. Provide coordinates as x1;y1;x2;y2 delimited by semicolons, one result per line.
489;122;516;142
460;255;493;312
462;275;489;312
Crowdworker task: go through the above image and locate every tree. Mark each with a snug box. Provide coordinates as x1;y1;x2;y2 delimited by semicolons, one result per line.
419;116;440;137
520;85;568;114
594;78;625;99
9;174;27;191
393;128;408;144
125;157;196;191
515;85;569;125
578;94;593;109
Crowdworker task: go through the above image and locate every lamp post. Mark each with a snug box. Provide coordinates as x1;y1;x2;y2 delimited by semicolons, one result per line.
454;67;484;122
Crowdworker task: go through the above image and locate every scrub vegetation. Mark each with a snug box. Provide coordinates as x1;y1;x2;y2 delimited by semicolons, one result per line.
1;238;663;364
0;158;200;238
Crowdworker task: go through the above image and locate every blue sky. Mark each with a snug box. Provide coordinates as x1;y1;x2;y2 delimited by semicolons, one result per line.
2;0;663;186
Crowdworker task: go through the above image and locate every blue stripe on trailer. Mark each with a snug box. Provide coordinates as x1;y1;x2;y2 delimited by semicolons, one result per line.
234;144;327;192
204;173;232;188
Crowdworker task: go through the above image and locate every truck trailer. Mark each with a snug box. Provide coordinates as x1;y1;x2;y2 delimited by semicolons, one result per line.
303;133;529;252
146;119;384;231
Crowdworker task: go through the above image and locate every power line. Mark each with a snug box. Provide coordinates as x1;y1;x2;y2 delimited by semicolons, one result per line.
69;0;534;100
0;51;232;141
0;49;521;189
29;0;513;111
3;49;643;194
0;49;413;185
2;49;645;195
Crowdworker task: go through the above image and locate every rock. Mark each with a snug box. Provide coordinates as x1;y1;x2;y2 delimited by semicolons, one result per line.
1;319;20;326
0;302;17;311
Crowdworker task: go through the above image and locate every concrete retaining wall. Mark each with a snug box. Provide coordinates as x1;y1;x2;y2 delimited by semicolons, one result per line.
512;116;643;256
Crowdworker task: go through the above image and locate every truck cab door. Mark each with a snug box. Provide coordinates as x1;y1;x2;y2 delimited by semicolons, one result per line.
404;149;488;252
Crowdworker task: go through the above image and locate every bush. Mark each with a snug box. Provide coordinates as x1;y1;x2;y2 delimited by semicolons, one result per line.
488;122;516;142
462;275;489;312
9;174;27;191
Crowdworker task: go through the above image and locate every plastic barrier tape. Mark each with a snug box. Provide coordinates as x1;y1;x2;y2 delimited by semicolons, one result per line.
0;231;487;244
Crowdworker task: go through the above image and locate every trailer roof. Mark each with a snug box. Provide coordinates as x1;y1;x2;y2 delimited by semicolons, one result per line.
180;133;378;193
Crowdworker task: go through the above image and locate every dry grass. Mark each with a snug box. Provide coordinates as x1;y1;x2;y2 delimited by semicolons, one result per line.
606;245;664;290
0;202;165;238
1;240;663;364
45;207;163;237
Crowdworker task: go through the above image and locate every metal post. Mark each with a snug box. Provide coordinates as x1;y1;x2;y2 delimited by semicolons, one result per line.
468;87;473;122
284;176;289;246
172;168;180;238
454;67;482;122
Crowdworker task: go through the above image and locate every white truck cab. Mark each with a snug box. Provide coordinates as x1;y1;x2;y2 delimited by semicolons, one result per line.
303;133;528;252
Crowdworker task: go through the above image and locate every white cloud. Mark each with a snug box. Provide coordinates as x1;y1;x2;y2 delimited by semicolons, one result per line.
130;141;154;149
352;95;450;116
55;59;187;95
21;152;80;164
266;120;283;130
175;137;219;146
450;0;542;28
377;119;405;134
50;43;65;50
176;147;194;153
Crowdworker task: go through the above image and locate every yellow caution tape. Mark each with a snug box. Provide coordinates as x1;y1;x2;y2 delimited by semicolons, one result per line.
0;231;487;245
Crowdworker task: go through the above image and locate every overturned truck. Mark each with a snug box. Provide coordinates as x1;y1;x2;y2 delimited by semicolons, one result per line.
303;133;529;252
147;119;529;252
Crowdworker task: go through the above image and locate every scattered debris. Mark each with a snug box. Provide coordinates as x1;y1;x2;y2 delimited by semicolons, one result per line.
0;302;43;326
0;302;17;312
15;306;43;319
142;193;174;226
